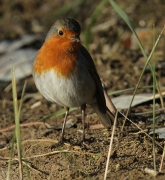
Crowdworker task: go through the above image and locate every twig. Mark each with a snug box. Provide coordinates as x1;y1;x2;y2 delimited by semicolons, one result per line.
0;122;52;133
23;150;70;159
159;143;165;172
0;150;69;161
104;111;118;180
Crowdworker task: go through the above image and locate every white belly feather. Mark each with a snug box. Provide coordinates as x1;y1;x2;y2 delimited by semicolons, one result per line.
33;63;96;107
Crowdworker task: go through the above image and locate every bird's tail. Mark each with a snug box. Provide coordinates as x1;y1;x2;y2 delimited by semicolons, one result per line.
91;102;115;128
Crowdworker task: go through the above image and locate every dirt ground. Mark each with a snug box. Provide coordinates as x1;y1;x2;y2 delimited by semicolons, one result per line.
0;0;165;179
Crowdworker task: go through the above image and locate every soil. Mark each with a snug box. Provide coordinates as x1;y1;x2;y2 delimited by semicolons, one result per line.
0;0;165;179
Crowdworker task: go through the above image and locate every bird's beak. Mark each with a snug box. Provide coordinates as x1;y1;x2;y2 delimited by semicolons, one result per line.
69;35;80;42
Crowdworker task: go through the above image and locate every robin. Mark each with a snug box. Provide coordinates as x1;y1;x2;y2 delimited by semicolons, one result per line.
33;18;116;143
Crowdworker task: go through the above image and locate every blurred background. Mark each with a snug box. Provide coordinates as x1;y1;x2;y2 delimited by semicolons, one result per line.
0;0;165;89
0;0;165;82
1;0;165;48
1;0;165;92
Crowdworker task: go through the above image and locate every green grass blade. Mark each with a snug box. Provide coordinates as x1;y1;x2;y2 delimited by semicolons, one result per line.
18;81;32;178
24;158;31;180
109;0;165;130
11;65;23;179
152;29;157;171
6;134;16;180
152;71;156;171
40;107;78;122
85;0;107;49
122;27;165;130
108;85;153;95
109;0;146;55
18;80;27;119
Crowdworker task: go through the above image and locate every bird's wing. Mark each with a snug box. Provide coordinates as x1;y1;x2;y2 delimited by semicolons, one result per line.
80;45;106;114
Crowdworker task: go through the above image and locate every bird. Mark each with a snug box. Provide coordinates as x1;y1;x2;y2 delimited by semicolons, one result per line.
33;18;115;143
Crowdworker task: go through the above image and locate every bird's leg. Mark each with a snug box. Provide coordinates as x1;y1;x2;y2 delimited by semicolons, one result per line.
60;107;69;143
81;104;86;142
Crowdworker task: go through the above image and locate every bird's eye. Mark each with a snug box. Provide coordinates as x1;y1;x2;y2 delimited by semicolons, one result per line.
58;30;63;36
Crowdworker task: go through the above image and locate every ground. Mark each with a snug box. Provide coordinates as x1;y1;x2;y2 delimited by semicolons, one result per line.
0;0;165;179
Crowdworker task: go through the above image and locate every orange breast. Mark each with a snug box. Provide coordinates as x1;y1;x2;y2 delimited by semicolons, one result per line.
33;35;81;78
